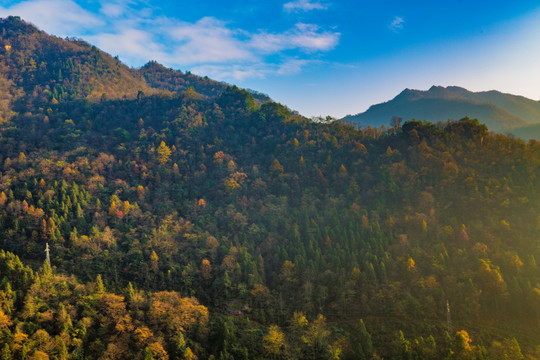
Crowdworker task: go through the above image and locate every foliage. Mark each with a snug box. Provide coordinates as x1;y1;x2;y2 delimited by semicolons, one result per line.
0;16;539;359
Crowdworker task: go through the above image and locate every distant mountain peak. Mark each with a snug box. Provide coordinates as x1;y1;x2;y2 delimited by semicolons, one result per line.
446;85;468;92
343;85;540;135
395;88;422;100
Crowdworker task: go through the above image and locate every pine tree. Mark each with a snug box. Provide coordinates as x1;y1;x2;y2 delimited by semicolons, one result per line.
95;274;105;294
355;319;373;359
1;343;11;360
175;332;187;358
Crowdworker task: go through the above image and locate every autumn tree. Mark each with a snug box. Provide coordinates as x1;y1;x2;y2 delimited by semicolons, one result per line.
147;291;209;336
157;141;171;165
263;325;288;359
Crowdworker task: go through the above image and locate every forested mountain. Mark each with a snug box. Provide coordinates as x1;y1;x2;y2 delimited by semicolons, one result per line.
0;16;152;111
0;16;269;122
343;85;540;137
138;61;227;98
0;16;539;359
138;62;271;105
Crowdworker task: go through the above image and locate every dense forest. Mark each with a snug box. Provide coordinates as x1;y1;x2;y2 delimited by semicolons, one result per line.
0;16;538;359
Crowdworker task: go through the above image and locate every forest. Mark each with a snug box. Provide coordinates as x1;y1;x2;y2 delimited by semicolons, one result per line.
0;16;538;359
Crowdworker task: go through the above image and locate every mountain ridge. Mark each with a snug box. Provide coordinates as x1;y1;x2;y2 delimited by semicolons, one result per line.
0;16;271;118
343;85;540;137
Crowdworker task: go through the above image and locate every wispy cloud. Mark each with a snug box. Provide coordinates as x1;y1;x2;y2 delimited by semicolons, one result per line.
0;0;103;35
192;59;313;81
277;59;312;75
389;16;405;32
250;23;339;53
86;27;168;62
166;17;255;64
100;3;125;18
0;0;339;81
283;0;327;12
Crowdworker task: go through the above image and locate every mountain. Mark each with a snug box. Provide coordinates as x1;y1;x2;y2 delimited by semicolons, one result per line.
139;60;227;98
343;85;540;136
139;61;271;104
0;16;540;360
0;16;270;122
0;16;152;107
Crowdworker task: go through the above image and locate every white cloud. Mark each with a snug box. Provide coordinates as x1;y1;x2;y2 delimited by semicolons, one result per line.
0;0;103;35
86;27;168;63
283;0;327;12
192;59;312;81
289;23;339;51
389;16;405;32
100;3;125;18
85;10;339;79
191;64;268;81
0;0;339;81
277;59;311;75
165;17;255;64
250;23;339;53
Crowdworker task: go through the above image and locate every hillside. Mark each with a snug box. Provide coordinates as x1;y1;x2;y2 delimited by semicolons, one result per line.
139;61;271;104
0;17;152;109
343;85;540;136
0;16;538;360
0;16;269;121
139;61;229;99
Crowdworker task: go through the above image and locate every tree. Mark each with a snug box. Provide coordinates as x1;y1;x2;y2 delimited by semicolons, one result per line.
0;309;12;331
95;274;105;294
477;261;507;309
157;141;171;165
453;330;474;359
147;291;209;335
201;259;212;280
174;332;187;358
58;340;69;360
351;319;373;360
490;338;523;360
184;347;197;360
1;343;11;360
393;330;412;360
303;314;331;360
270;159;284;175
263;325;287;358
150;251;159;272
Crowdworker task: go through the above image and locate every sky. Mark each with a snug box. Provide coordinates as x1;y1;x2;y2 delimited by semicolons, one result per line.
1;0;540;118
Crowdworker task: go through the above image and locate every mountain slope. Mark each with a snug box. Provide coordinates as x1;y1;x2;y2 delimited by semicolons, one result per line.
343;85;540;134
139;60;228;98
0;16;152;106
1;16;540;360
139;61;272;104
0;16;269;116
472;89;540;124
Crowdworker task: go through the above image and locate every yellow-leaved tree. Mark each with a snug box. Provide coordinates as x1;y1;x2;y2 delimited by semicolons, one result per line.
157;141;171;165
263;324;287;358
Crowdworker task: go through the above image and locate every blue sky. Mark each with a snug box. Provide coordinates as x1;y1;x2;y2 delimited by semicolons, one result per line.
1;0;540;117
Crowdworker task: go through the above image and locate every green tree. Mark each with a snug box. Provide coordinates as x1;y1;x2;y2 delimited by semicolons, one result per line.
351;319;373;360
1;343;11;360
490;338;524;360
